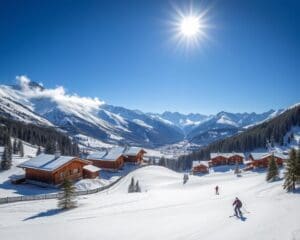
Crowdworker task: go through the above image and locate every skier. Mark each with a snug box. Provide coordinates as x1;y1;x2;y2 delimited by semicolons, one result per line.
183;173;189;184
232;197;243;217
215;185;219;195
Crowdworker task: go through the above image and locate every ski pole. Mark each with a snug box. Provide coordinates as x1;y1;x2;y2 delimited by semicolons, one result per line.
242;206;250;213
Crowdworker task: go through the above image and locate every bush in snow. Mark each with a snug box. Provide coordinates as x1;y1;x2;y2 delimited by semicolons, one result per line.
266;155;279;182
58;178;77;210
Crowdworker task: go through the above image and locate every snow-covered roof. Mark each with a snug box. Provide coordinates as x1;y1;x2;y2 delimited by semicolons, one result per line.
86;151;107;160
192;161;209;168
124;147;145;156
87;147;125;162
18;153;81;171
83;164;100;172
210;152;245;159
250;152;289;161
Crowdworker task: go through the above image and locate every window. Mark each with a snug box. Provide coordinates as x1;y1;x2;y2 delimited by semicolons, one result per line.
60;172;64;179
73;168;79;174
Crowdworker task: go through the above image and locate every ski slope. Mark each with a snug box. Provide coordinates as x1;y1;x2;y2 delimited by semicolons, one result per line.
0;166;300;240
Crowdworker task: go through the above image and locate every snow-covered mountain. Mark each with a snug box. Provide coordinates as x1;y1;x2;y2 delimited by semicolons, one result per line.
0;76;286;148
0;77;184;148
153;110;284;145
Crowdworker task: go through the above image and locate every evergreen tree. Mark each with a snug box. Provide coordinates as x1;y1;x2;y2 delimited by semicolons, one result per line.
135;180;141;192
58;178;77;209
266;155;279;182
36;146;42;156
18;140;24;157
1;145;12;170
283;149;298;191
234;162;241;175
45;142;56;154
13;139;18;154
159;157;166;166
128;177;135;193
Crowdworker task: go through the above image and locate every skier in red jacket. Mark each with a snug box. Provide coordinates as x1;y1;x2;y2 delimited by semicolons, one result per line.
232;197;243;217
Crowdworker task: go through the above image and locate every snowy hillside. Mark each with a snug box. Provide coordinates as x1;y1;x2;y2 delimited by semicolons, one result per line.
1;165;300;240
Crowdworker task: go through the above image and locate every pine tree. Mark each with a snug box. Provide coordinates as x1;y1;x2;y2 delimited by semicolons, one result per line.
45;142;56;154
18;140;24;157
36;146;42;156
58;178;77;209
234;162;241;175
1;145;12;170
128;177;135;193
266;155;279;182
283;149;298;191
13;139;18;154
135;180;141;192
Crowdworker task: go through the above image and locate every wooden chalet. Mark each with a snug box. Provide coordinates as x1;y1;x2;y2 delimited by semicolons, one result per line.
210;153;245;166
18;153;92;186
192;161;209;174
123;147;146;164
86;147;125;170
249;152;288;168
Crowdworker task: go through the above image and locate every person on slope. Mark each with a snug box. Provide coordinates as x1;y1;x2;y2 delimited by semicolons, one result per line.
183;173;189;184
232;197;243;217
215;185;219;195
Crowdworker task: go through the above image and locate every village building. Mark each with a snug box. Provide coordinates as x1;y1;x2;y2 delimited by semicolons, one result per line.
249;152;288;168
87;146;146;170
209;153;245;166
18;153;92;186
86;147;125;170
123;147;146;164
192;161;209;174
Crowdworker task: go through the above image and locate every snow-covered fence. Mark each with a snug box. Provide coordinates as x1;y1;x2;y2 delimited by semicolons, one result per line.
0;165;148;204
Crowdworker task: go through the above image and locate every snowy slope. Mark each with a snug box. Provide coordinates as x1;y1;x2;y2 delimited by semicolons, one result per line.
0;166;299;240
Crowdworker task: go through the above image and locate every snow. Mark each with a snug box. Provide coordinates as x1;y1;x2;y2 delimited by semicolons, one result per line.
132;119;153;129
83;165;101;173
216;115;239;127
211;152;245;159
1;165;300;240
124;146;144;156
18;154;76;172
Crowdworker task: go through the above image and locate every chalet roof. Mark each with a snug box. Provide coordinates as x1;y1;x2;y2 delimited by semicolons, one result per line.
83;164;101;173
192;161;209;168
86;151;107;160
250;152;289;161
87;147;125;162
210;152;245;159
18;154;81;172
124;147;145;156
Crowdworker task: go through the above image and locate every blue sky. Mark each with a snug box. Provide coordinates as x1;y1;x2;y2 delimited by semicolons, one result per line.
0;0;299;114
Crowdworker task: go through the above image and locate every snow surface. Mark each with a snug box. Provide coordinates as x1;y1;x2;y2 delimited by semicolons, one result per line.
1;165;300;240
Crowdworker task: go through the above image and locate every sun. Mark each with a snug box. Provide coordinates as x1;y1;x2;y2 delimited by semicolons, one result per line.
168;3;211;51
180;15;201;37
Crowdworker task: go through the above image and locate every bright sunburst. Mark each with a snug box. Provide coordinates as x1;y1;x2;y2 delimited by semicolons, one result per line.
180;15;201;37
168;2;211;51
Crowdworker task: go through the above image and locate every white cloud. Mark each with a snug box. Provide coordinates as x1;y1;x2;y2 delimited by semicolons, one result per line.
15;75;105;115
